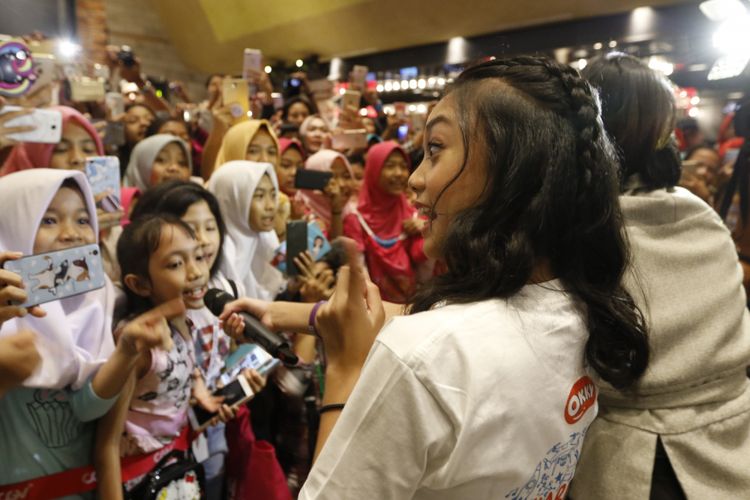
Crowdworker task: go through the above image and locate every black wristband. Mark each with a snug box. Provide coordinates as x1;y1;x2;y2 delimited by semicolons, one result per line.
319;403;345;415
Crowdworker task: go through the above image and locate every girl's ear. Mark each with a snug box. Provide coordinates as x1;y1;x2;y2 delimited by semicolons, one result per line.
123;274;152;298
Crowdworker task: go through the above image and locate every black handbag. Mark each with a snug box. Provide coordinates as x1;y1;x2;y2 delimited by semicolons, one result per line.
126;449;206;500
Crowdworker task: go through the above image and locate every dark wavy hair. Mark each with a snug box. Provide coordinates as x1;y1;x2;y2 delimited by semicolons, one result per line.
582;53;680;191
409;56;649;389
130;180;227;276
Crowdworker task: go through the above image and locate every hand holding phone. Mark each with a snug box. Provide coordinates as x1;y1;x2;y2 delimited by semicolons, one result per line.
0;105;61;144
294;169;333;191
222;78;249;121
85;156;122;213
189;373;254;432
286;220;308;277
342;89;361;112
332;129;367;150
2;244;106;308
0;252;46;325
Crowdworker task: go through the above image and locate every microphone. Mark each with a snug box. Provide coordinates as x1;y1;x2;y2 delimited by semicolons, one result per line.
204;288;298;366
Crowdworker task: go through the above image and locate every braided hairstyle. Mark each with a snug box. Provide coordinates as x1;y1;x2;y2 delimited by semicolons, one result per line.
409;55;649;389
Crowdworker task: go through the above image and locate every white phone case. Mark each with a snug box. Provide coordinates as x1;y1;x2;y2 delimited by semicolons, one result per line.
3;244;106;308
1;106;62;144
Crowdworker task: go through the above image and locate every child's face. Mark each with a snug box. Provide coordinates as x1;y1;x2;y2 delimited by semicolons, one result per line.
150;142;191;188
146;224;209;309
49;123;98;171
378;151;409;196
182;200;221;271
277;147;303;195
246;129;279;168
34;186;96;254
331;158;354;198
249;174;276;232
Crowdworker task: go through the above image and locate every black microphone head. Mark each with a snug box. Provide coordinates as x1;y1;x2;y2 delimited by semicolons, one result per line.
204;288;233;317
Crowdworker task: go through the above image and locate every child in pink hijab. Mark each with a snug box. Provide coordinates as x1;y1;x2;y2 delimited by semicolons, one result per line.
1;106;104;175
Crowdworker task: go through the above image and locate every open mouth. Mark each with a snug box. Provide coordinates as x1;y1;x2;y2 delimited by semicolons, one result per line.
183;285;207;303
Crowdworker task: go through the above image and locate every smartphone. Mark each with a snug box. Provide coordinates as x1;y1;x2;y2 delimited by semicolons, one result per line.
351;65;368;89
342;89;361;111
220;343;279;387
188;375;254;432
307;221;331;261
0;39;35;98
242;48;262;80
85;156;122;212
70;77;105;102
286;220;308;277
398;124;409;142
0;105;62;144
105;92;125;117
103;121;126;148
294;169;333;191
3;244;106;308
332;129;367;150
222;78;249;119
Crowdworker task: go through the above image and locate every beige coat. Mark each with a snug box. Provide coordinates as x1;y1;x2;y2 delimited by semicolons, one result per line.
570;184;750;499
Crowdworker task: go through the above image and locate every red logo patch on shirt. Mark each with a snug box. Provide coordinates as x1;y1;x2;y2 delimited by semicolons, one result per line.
564;376;597;424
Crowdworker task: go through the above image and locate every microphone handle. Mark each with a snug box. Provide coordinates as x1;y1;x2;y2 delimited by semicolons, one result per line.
240;312;299;365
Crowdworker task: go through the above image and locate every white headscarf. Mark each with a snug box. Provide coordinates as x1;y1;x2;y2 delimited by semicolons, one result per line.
123;134;192;192
206;161;284;300
0;169;115;389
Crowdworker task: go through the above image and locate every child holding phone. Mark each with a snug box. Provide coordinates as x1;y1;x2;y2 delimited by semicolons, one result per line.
207;161;285;301
296;150;354;239
0;169;177;495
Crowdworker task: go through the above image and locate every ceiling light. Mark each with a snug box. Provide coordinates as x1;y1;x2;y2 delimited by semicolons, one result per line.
700;0;746;21
688;107;700;118
690;96;701;105
417;78;426;89
295;59;304;68
384;81;393;92
714;14;750;55
577;58;588;70
264;65;272;74
393;81;401;91
57;39;80;59
593;42;603;50
376;83;384;92
409;79;418;89
648;56;674;76
608;40;618;48
408;104;417;112
707;53;750;80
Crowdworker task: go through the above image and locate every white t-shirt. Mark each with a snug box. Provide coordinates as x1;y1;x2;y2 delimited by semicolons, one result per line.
300;280;598;500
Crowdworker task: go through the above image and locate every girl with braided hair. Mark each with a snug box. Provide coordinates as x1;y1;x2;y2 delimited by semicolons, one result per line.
221;55;649;499
571;53;750;499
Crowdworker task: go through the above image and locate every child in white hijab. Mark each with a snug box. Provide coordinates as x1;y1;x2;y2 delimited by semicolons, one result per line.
0;169;180;494
123;134;193;192
207;161;285;300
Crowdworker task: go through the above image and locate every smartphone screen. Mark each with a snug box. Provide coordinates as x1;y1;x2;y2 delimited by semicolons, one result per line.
286;220;308;277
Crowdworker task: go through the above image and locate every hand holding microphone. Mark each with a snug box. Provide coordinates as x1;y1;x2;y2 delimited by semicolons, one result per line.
205;289;298;365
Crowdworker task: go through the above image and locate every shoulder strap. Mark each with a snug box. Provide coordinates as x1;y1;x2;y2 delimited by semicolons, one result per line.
228;279;239;299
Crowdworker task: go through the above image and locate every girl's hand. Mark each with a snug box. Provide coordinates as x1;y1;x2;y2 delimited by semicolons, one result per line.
93;192;125;232
315;238;385;375
295;251;335;302
221;312;245;342
0;330;41;395
118;298;186;356
324;179;347;213
402;217;425;237
242;368;266;394
192;369;224;413
0;252;46;329
0;100;35;150
219;297;274;331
